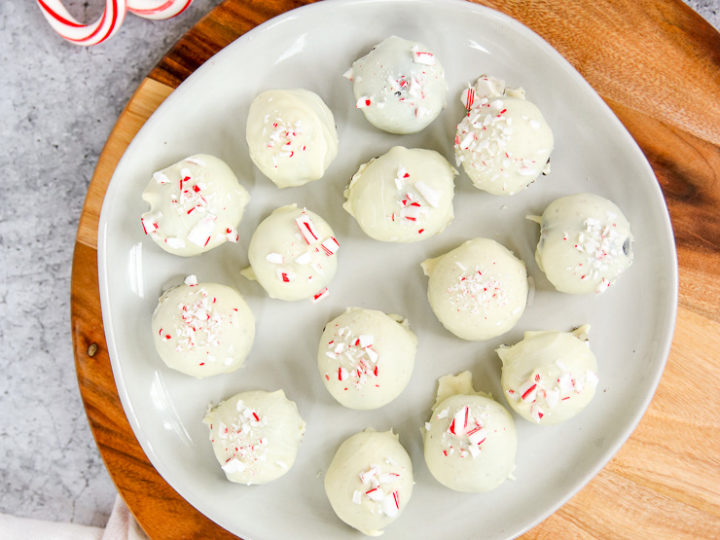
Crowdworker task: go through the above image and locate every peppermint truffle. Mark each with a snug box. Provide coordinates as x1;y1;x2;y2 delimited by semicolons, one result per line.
151;275;255;378
203;390;305;485
529;193;634;294
343;146;457;242
243;204;339;302
325;430;414;536
246;89;338;188
317;308;417;410
454;76;553;195
141;154;250;256
497;326;599;424
421;238;528;341
346;36;447;134
423;371;517;492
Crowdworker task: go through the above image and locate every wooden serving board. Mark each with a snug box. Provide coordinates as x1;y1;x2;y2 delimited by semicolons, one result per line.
70;0;720;538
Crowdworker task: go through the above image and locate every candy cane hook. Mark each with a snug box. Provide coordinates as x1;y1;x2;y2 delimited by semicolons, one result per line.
36;0;193;46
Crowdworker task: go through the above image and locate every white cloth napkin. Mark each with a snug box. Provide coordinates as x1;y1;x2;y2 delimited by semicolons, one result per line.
0;496;148;540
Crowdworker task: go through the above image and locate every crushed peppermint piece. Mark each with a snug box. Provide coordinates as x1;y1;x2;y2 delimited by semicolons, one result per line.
356;96;372;108
296;212;320;244
439;404;488;459
411;45;436;65
447;266;506;315
324;327;380;389
266;252;284;264
187;214;217;247
414;180;439;208
212;401;268;475
320;236;340;256
312;287;329;303
355;465;402;517
141;211;162;235
165;237;185;249
343;68;354;80
184;275;198;286
153;171;170;184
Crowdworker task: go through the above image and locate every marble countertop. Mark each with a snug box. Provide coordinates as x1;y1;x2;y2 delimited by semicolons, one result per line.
1;0;718;530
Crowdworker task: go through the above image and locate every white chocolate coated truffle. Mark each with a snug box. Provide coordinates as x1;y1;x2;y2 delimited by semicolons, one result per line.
203;390;305;485
455;76;553;195
246;89;338;188
317;308;417;410
497;326;599;424
347;36;447;134
151;276;255;378
423;372;516;493
421;238;528;341
141;154;250;256
531;193;634;294
343;146;457;242
325;430;413;536
244;205;339;301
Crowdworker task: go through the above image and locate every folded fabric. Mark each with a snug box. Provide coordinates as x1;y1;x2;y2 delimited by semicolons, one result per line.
0;495;147;540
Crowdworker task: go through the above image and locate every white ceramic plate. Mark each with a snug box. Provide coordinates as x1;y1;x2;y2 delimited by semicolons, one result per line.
97;0;678;538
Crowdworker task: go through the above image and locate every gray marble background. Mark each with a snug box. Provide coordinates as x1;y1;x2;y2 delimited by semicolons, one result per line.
0;0;717;530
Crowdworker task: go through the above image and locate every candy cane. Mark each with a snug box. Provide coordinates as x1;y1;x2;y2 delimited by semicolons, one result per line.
128;0;193;20
36;0;193;46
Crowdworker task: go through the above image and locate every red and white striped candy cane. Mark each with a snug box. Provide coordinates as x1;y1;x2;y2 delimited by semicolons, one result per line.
36;0;193;46
128;0;193;21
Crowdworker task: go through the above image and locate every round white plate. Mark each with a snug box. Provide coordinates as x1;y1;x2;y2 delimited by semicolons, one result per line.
97;0;678;538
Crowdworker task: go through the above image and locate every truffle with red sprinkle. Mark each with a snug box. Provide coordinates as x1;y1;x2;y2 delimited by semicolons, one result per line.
346;36;447;134
421;238;528;341
343;146;457;242
243;204;340;301
324;430;413;535
151;276;255;378
498;326;599;424
141;154;249;256
528;193;634;294
203;390;305;485
423;371;516;492
317;307;417;409
454;75;553;195
246;89;338;188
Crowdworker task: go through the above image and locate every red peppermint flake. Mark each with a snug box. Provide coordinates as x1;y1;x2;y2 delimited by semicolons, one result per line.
312;287;329;303
418;229;425;234
393;491;400;509
465;87;475;110
521;383;538;401
252;412;260;422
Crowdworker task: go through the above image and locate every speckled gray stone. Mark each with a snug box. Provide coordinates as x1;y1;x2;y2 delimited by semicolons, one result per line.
0;0;717;529
0;0;221;528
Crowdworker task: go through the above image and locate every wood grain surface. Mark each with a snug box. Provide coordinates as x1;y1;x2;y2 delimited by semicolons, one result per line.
70;0;720;538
